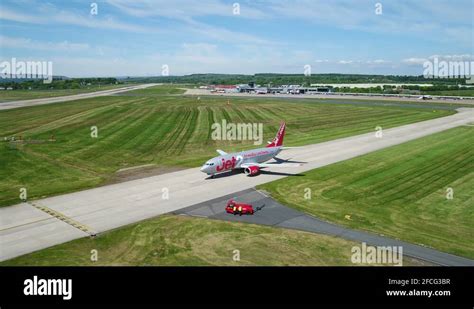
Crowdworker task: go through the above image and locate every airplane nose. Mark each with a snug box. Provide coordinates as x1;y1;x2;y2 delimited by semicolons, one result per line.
200;165;207;172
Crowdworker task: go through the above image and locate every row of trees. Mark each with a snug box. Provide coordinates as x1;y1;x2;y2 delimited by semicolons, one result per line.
3;74;469;90
0;78;121;90
124;73;467;86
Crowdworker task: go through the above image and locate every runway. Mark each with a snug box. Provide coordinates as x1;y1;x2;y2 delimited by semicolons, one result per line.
174;188;474;266
1;108;473;262
0;83;160;111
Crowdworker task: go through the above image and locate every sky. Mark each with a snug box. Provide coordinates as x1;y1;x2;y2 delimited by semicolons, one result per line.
0;0;472;77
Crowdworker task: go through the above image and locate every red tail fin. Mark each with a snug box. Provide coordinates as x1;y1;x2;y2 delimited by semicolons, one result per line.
266;122;285;147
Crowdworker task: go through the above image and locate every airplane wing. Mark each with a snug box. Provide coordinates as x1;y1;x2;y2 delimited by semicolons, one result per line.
240;162;301;168
216;149;228;155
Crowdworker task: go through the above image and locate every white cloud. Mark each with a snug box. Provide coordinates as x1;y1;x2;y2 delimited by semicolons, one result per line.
103;0;275;45
403;55;474;66
43;52;431;77
0;35;90;52
182;18;275;45
371;59;390;64
0;5;151;33
106;0;267;19
402;58;428;66
428;54;474;61
0;2;272;44
0;7;46;24
264;0;472;46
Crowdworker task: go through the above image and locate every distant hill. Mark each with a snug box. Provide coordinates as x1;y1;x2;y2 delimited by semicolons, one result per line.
2;73;466;90
120;73;465;85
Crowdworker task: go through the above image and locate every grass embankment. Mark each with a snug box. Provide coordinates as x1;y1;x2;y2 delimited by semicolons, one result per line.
0;215;423;266
259;126;474;258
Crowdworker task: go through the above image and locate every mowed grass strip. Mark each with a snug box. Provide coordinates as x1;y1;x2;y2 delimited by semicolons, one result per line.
259;126;474;259
0;89;454;206
0;215;423;266
118;84;186;95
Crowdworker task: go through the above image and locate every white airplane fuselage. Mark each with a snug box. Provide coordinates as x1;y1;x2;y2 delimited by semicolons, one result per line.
200;146;282;176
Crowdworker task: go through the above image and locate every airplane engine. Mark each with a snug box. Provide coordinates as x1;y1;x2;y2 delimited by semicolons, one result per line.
244;165;260;176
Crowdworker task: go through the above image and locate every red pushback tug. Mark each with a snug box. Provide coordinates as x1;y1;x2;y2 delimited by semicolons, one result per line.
225;199;254;216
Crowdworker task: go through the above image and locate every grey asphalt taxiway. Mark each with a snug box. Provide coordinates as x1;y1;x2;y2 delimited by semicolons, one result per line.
0;107;473;263
174;189;474;266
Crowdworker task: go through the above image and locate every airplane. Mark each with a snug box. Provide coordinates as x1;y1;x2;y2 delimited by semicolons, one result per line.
200;122;301;178
418;95;432;100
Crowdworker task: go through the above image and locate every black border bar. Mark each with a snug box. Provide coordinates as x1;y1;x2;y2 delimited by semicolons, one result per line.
0;266;473;306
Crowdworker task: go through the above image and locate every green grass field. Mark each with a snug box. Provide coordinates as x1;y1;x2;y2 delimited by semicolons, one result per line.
0;84;128;101
120;84;186;95
0;214;423;266
0;86;454;206
259;126;474;258
423;89;474;97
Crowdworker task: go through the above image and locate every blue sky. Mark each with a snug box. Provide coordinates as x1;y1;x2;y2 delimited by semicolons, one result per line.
0;0;472;77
